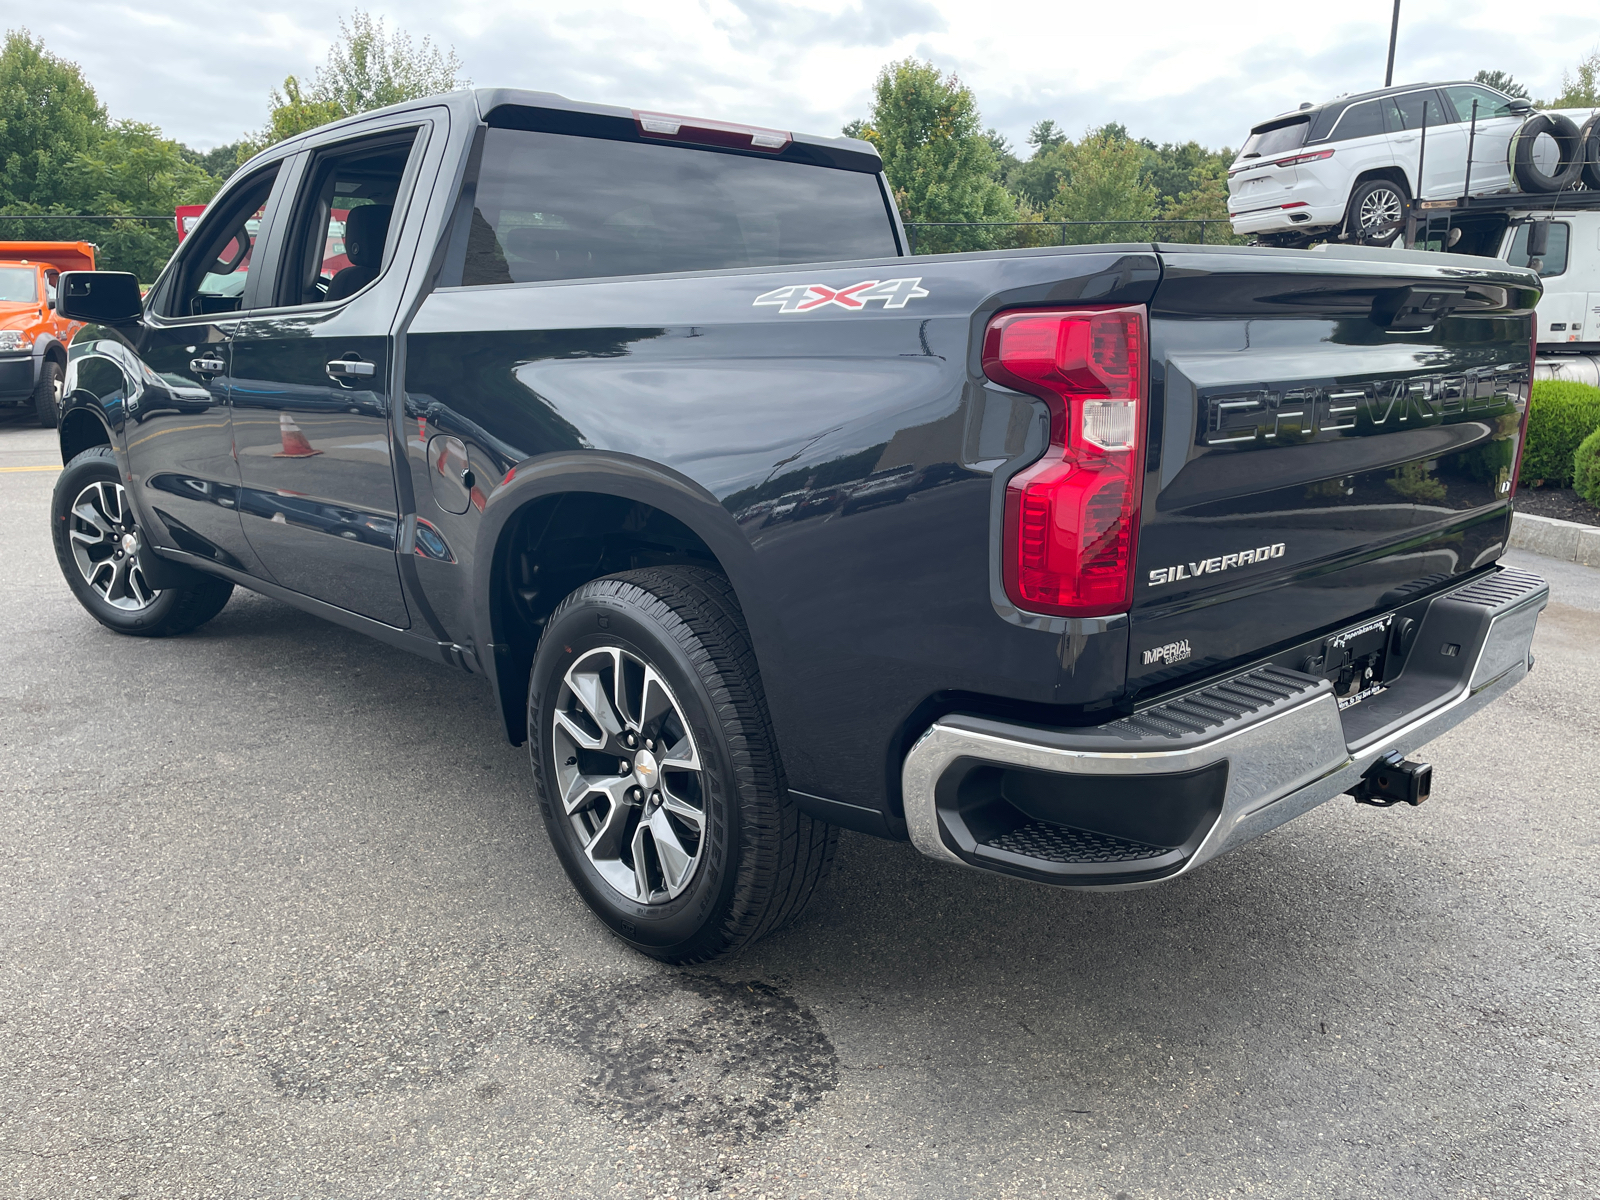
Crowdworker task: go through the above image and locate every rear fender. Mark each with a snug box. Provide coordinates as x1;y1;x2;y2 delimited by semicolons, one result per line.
471;452;774;742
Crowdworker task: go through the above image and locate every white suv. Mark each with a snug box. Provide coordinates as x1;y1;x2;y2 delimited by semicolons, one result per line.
1228;81;1531;244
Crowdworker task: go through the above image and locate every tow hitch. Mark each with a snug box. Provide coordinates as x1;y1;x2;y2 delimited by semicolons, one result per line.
1349;752;1432;808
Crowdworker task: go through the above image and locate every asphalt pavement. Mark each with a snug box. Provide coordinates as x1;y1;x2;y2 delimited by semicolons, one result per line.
2;407;1596;1199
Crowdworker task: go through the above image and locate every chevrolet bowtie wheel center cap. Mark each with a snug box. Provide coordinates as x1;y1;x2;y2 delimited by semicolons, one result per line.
121;533;138;555
632;748;659;792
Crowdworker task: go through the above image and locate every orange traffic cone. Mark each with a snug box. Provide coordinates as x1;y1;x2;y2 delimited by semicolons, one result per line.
273;413;322;458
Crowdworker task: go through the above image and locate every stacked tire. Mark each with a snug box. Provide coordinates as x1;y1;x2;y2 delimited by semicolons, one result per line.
1511;112;1600;193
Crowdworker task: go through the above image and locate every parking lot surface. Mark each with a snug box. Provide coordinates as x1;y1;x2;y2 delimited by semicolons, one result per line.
2;409;1596;1199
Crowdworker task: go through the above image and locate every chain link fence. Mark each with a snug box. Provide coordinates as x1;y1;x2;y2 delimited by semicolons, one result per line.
904;219;1242;255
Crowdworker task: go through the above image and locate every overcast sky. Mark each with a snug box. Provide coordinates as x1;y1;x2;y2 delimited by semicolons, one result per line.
27;1;1599;154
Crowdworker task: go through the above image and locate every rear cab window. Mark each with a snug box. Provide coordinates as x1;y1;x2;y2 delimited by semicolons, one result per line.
452;117;898;286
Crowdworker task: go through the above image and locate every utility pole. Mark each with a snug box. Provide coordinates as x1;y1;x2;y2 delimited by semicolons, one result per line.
1385;0;1401;87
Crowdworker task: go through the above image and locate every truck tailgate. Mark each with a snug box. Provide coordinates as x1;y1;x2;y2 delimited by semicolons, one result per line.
1130;245;1538;701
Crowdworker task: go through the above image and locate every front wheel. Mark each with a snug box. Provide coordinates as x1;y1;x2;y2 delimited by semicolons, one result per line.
51;446;234;637
33;359;62;428
527;566;836;964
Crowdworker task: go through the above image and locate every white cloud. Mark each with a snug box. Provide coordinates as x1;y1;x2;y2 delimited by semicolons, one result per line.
27;0;1599;152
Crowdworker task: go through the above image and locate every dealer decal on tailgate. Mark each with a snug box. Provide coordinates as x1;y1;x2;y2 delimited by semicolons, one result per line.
753;278;928;313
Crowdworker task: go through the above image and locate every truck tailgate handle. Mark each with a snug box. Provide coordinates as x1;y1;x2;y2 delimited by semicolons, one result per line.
1371;283;1505;330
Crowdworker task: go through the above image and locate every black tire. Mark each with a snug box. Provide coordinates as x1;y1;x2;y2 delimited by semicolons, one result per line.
527;566;836;964
1579;114;1600;191
51;446;234;637
1345;177;1407;245
1511;113;1583;193
33;359;62;428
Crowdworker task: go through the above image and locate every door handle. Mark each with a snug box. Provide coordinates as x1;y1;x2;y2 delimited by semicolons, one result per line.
326;358;377;385
190;356;226;376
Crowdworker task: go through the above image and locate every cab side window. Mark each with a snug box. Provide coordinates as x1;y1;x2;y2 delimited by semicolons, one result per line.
1506;222;1569;277
275;131;418;307
166;165;279;318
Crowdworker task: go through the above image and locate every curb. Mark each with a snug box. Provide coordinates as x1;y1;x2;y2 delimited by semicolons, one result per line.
1510;511;1600;567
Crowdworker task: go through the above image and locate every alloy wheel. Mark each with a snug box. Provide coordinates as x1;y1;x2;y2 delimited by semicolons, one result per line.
1358;187;1403;234
67;480;160;611
551;645;706;904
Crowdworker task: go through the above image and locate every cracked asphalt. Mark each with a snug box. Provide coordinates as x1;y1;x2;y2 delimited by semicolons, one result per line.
2;408;1596;1199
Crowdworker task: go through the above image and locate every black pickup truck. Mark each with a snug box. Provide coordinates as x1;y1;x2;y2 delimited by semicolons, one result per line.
51;88;1548;963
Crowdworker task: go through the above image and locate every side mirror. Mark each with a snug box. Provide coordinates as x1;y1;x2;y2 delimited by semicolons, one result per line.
1527;221;1550;258
1508;97;1534;113
57;271;143;325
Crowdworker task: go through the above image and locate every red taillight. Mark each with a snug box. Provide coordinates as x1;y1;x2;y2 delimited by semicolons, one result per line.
634;111;791;153
1275;148;1335;168
983;306;1148;617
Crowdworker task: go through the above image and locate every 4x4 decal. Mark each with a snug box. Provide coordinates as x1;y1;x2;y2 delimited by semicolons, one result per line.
753;277;928;313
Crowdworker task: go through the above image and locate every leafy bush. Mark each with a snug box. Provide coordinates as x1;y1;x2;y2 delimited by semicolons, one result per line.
1574;427;1600;506
1520;381;1600;487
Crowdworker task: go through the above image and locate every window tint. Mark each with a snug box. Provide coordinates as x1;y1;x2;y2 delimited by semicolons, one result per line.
1386;90;1444;131
1331;101;1385;141
1240;118;1309;158
0;266;37;302
277;132;417;307
1442;85;1518;122
1506;221;1569;277
170;166;278;318
459;129;898;286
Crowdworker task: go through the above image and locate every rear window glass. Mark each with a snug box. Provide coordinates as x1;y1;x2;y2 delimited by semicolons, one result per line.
1331;101;1385;141
459;128;898;286
0;266;38;302
1240;119;1308;159
1506;221;1569;277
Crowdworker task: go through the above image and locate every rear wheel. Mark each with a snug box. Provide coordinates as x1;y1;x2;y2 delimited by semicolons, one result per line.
1346;178;1406;245
33;360;62;428
527;566;836;963
51;446;234;637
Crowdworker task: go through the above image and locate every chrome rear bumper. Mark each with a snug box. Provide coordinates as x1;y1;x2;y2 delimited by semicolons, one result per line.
902;566;1548;888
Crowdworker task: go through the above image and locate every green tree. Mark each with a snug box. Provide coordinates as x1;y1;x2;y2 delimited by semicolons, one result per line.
260;74;347;145
0;30;226;279
312;9;466;113
1473;69;1529;100
1027;119;1067;153
1005;143;1066;209
1044;125;1156;243
1547;49;1600;108
848;59;1016;251
1140;139;1233;208
252;10;469;151
0;30;104;208
1158;163;1241;244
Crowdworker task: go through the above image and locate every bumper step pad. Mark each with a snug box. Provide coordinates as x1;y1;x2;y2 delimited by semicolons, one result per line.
984;821;1172;865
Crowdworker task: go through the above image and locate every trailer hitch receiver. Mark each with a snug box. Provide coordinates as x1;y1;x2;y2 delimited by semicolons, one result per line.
1349;751;1432;808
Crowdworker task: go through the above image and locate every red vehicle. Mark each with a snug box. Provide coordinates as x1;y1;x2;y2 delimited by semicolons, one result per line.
0;241;94;426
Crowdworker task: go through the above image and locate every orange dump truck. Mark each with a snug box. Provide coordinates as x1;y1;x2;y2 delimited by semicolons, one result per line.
0;241;95;427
